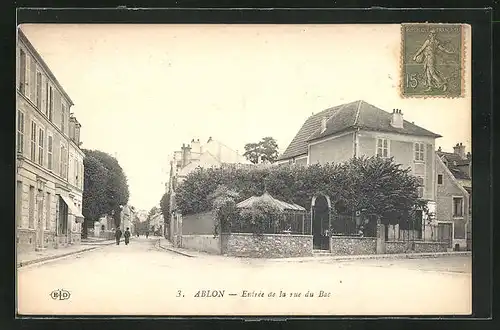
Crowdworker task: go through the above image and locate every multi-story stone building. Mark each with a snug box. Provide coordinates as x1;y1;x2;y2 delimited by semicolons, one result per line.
16;29;85;253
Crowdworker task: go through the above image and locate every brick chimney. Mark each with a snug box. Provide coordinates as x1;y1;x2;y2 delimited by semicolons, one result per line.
453;143;466;159
191;138;201;160
390;109;404;129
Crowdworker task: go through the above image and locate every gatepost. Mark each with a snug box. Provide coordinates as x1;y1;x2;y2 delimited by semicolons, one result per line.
376;217;386;254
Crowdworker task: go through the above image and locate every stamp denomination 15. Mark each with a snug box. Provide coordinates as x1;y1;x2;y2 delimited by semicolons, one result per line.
401;23;465;98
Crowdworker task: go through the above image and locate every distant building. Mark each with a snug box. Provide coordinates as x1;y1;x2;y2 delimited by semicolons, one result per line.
16;29;85;253
120;205;136;234
166;137;252;242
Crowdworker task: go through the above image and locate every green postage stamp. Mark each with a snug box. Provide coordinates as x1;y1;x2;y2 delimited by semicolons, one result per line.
401;23;465;98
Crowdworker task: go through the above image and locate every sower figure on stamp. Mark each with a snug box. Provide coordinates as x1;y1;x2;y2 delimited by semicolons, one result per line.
412;29;455;92
115;227;122;245
124;227;131;245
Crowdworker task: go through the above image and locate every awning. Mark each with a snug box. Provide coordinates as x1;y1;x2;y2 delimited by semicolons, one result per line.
59;194;85;223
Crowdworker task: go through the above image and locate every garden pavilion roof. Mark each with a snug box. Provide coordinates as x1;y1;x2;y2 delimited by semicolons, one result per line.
236;192;306;212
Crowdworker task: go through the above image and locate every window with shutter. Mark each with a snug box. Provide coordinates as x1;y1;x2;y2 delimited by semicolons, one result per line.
48;86;54;121
38;128;44;166
17;111;25;154
47;135;53;170
36;71;42;109
30;121;37;162
29;56;36;101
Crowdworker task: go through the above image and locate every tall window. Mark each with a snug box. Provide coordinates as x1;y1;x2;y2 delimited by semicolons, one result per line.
38;129;44;166
29;56;36;101
36;71;42;109
60;145;68;179
61;103;66;133
29;185;35;228
16;181;23;228
453;197;464;217
30;121;37;162
47;135;53;170
414;142;425;161
17;110;25;154
376;138;389;158
438;174;443;184
19;49;27;94
48;86;54;121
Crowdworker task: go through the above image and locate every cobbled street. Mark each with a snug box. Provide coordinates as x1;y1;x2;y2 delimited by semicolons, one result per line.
17;238;471;316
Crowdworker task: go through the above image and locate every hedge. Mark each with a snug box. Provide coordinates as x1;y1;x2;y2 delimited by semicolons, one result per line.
175;156;423;221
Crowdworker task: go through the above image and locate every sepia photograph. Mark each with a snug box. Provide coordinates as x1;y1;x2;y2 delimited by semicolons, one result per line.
16;22;472;316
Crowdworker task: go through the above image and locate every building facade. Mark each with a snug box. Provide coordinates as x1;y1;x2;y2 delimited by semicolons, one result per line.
435;143;472;250
16;29;85;253
277;100;441;202
276;100;442;244
166;137;252;243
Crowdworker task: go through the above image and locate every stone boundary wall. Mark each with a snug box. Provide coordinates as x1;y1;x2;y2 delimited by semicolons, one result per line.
221;233;313;258
330;236;377;255
385;240;449;254
181;235;221;254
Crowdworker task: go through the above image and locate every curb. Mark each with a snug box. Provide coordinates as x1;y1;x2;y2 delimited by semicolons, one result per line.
81;237;128;246
269;251;472;263
156;240;195;258
17;246;99;268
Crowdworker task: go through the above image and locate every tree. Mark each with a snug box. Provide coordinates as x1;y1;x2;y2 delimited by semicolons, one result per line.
243;143;261;164
83;149;130;228
81;154;108;239
210;185;240;235
243;137;279;164
259;137;279;163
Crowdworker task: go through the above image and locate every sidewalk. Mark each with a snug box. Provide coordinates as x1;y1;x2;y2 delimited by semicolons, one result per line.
156;237;200;258
17;237;130;268
156;237;471;262
17;244;98;268
267;251;472;263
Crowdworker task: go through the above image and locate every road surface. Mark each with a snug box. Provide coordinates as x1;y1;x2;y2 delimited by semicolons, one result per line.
17;237;471;316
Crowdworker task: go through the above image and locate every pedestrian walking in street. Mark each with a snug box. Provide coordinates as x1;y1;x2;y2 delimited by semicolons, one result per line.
115;227;122;245
145;230;149;239
124;227;131;245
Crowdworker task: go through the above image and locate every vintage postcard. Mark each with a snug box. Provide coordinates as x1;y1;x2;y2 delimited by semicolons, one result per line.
16;23;471;316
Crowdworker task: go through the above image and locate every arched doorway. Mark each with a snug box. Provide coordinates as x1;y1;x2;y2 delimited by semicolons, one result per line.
311;194;331;250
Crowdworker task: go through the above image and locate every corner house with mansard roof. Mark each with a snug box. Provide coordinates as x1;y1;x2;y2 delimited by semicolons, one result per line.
16;29;85;253
277;100;442;244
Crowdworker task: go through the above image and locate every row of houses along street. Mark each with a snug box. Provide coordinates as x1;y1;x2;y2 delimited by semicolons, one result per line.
165;100;472;257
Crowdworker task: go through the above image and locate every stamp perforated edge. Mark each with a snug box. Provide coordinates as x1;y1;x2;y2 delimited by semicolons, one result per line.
399;23;468;99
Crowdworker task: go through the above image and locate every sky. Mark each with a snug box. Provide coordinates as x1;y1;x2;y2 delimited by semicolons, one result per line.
20;24;471;211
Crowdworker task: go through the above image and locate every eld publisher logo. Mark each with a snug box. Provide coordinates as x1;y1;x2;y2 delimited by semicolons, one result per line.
50;289;71;301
